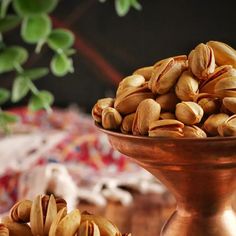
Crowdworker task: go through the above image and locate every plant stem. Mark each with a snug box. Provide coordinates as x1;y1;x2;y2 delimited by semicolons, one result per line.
28;81;39;95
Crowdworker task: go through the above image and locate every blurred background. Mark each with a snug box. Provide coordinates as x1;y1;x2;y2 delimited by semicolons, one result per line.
3;0;236;112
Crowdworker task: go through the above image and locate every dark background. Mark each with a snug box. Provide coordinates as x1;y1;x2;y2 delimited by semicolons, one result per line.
3;0;236;113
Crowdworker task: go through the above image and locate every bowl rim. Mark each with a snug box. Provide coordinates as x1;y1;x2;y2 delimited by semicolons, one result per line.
95;122;236;143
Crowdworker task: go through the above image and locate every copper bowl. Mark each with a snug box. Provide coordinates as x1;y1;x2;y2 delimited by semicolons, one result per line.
97;124;236;236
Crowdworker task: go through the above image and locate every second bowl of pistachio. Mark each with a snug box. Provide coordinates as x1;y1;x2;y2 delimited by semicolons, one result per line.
92;41;236;138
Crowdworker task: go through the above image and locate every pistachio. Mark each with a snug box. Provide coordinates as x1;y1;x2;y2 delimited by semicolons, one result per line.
218;115;236;136
121;113;135;134
188;43;215;80
133;66;153;80
2;217;32;236
116;75;145;96
114;83;154;114
78;221;100;236
215;76;236;97
223;97;236;114
10;199;32;223
160;112;176;120
55;197;67;212
175;102;204;125
30;195;57;236
203;113;229;136
92;98;114;123
175;71;199;101
148;56;187;94
0;224;9;236
207;41;236;68
102;107;122;130
183;125;207;138
153;55;187;68
156;92;179;112
49;208;81;236
200;65;236;94
132;99;161;135
81;212;121;236
194;93;221;115
148;119;184;138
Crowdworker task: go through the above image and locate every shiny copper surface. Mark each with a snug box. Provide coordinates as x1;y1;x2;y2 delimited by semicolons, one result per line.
97;125;236;236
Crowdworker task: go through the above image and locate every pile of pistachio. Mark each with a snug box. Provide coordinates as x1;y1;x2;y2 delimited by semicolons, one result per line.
0;195;130;236
92;41;236;138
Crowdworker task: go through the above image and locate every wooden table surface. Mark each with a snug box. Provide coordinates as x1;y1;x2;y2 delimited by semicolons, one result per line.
79;193;175;236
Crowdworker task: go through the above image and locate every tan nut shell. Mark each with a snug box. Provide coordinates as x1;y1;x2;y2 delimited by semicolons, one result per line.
92;98;114;123
121;113;135;134
132;99;161;135
114;83;154;114
81;212;121;236
156;92;179;112
175;102;204;125
148;56;187;94
0;224;9;236
215;76;236;97
160;112;176;120
149;119;184;138
203;113;229;136
175;71;199;101
188;43;215;80
116;75;145;96
183;125;207;138
133;66;153;80
207;41;236;68
218;115;236;136
102;107;122;130
223;97;236;114
200;65;236;94
77;220;100;236
10;199;32;223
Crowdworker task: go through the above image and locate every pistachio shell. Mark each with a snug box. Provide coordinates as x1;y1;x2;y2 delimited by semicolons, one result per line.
203;113;229;136
207;41;236;68
148;119;184;138
200;65;236;93
81;212;120;236
156;92;179;112
175;71;199;101
78;220;100;236
175;102;204;125
133;66;153;80
188;43;215;80
10;199;32;223
148;56;187;94
55;197;67;212
223;97;236;113
215;76;236;97
194;93;221;115
0;224;9;236
183;125;207;138
121;113;135;134
218;115;236;136
114;83;154;115
132;99;161;135
92;98;114;123
160;112;176;120
102;107;122;130
116;75;145;96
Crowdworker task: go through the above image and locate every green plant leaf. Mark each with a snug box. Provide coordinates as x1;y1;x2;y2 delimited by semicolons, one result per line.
115;0;131;16
65;48;76;56
13;0;58;16
21;14;51;44
0;88;10;104
0;46;28;73
12;76;30;102
29;90;54;111
50;53;73;77
1;112;18;123
130;0;142;10
0;0;12;18
0;15;21;33
47;29;75;51
20;67;49;80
